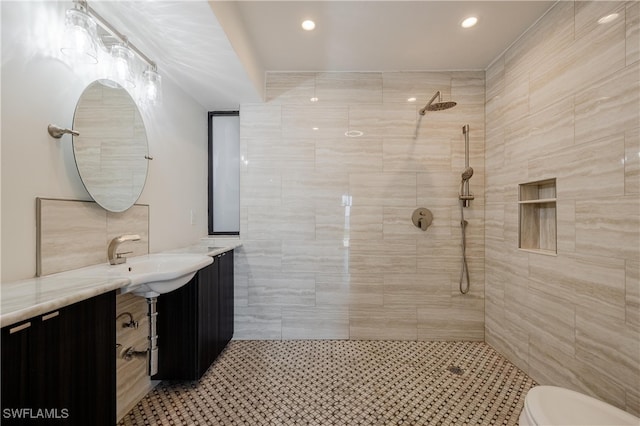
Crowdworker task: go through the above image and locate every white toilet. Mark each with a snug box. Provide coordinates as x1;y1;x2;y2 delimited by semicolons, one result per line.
519;386;640;425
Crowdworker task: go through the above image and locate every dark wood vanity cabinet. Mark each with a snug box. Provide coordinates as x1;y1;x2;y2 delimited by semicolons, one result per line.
1;291;116;425
155;250;234;381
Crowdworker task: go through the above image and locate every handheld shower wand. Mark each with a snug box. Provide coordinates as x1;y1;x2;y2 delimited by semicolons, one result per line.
459;125;474;207
459;124;473;295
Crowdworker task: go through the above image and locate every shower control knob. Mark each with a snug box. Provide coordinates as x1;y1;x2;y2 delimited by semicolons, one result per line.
412;208;433;231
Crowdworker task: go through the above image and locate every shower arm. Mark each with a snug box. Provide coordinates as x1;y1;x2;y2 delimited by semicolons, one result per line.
419;91;441;115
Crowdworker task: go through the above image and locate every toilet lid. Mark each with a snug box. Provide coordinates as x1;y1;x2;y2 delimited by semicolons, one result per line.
526;386;640;426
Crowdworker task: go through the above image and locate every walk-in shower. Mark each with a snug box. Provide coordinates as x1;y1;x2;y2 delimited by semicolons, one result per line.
459;124;474;294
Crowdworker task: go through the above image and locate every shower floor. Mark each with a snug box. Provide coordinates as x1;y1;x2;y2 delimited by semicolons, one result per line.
119;340;536;425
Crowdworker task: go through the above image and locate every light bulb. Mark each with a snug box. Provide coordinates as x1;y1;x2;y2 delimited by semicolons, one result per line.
60;7;99;64
461;16;478;29
302;20;316;31
108;44;135;89
141;66;162;106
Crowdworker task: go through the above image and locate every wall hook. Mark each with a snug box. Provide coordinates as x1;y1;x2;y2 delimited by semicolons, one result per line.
48;124;79;139
412;208;433;231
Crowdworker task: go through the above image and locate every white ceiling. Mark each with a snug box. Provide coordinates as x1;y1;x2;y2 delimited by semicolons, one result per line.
234;1;555;71
92;1;555;110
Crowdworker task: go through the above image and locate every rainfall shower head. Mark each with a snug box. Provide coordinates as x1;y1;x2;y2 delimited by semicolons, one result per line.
461;167;474;182
419;91;457;115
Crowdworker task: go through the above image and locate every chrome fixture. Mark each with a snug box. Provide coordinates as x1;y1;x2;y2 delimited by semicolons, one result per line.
107;234;140;265
458;124;473;295
120;346;148;361
117;298;158;377
147;297;159;376
459;124;474;207
460;166;474;204
411;208;433;231
419;91;457;115
47;124;79;139
116;312;139;329
60;0;162;105
414;90;458;138
459;202;470;295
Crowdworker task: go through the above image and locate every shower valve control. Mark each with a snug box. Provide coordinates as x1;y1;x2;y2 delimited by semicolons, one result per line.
412;208;433;231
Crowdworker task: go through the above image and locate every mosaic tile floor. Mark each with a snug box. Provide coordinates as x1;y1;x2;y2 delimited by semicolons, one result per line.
119;340;537;425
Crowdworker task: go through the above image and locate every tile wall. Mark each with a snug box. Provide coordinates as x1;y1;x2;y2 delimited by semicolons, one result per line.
236;71;485;340
485;1;640;415
36;198;149;276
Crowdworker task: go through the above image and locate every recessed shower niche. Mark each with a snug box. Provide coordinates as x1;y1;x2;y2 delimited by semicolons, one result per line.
518;179;557;255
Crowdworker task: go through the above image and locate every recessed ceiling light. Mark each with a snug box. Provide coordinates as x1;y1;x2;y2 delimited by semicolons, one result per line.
597;13;619;24
310;97;319;102
461;16;478;29
407;97;417;102
302;20;316;31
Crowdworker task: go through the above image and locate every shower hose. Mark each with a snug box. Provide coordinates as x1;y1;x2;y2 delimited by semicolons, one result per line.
459;200;470;294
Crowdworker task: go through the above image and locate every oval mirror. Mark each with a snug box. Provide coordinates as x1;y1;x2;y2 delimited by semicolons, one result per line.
72;80;149;212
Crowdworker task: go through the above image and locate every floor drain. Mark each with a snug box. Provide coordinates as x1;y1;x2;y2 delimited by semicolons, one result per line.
448;366;464;375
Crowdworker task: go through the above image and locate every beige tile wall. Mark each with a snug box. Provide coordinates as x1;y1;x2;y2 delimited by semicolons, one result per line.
37;198;149;276
485;0;640;416
237;71;486;341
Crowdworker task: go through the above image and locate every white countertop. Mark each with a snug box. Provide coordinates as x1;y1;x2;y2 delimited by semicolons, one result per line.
0;238;241;328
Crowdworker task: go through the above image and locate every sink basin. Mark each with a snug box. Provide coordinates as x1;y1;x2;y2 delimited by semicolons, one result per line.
72;253;213;298
118;254;214;298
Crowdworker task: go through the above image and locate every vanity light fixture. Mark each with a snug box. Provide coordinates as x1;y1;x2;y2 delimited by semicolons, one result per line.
461;16;478;29
60;0;100;63
61;0;163;104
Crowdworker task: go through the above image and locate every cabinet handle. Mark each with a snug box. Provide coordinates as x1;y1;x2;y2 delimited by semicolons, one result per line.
9;322;31;334
41;311;60;321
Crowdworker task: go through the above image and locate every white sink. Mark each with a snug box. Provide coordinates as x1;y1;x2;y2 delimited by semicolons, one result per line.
73;253;214;298
120;254;213;298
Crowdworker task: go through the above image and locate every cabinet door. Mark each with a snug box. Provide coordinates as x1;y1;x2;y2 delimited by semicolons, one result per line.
197;260;219;378
63;291;116;426
0;291;115;426
154;254;234;382
32;309;68;418
155;274;199;380
1;320;33;417
217;250;234;353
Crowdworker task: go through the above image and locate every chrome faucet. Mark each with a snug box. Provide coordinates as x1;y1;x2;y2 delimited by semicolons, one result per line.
108;234;141;265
